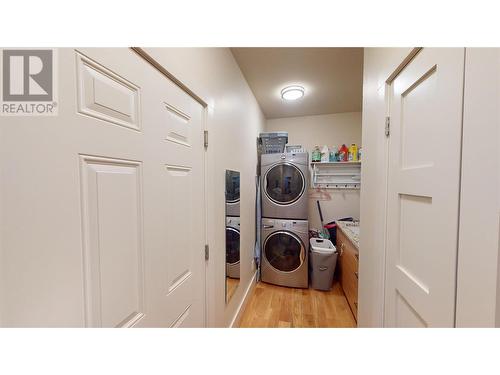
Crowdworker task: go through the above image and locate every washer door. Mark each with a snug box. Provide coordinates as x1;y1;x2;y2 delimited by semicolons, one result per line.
264;231;305;272
264;162;305;205
226;227;240;265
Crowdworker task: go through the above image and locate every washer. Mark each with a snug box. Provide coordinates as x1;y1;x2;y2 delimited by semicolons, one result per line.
261;218;308;288
261;152;309;220
226;216;240;279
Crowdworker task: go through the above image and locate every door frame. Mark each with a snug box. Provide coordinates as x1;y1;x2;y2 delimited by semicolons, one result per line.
455;48;500;327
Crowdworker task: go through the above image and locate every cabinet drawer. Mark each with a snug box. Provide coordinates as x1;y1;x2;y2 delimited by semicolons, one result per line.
343;264;358;317
341;257;358;316
339;231;358;266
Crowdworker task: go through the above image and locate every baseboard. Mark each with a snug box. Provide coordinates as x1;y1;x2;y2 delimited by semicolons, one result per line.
229;271;257;328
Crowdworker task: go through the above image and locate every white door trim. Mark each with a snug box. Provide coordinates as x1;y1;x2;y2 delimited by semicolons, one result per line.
131;48;208;108
455;48;500;327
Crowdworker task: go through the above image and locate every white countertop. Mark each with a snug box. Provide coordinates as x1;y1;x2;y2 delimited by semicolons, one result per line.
337;221;360;250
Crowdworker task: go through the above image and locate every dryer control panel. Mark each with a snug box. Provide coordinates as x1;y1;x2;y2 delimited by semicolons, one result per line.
262;218;308;234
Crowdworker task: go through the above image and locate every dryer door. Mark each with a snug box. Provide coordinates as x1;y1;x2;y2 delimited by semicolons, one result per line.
264;162;305;205
225;170;240;204
264;231;305;272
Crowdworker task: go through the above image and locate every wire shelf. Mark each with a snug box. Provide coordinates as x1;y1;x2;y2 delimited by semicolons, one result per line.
311;162;362;190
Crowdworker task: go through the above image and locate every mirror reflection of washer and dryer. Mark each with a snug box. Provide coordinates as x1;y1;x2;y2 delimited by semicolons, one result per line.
225;170;240;304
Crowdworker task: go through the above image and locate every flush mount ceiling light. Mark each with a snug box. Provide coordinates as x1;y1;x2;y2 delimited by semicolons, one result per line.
281;85;305;101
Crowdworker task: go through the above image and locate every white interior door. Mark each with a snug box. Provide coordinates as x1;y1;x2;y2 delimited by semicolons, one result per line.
0;48;206;327
384;48;464;327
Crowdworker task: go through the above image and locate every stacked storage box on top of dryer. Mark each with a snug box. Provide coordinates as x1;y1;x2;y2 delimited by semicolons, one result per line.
260;148;309;289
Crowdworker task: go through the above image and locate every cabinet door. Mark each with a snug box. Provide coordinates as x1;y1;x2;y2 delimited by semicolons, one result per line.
337;230;347;287
338;230;358;320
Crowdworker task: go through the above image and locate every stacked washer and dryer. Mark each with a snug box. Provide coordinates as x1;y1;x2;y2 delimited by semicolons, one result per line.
260;151;309;288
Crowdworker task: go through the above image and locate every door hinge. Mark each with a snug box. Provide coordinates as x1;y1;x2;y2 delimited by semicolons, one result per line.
385;116;391;137
204;130;208;149
205;244;209;261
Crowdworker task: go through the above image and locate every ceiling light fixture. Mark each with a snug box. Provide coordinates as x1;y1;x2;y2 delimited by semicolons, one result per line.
281;85;305;101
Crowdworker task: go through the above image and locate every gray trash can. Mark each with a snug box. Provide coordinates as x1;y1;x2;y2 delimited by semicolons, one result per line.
309;238;338;291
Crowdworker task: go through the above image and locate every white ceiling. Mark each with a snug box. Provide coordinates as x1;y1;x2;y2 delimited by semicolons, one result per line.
231;48;364;119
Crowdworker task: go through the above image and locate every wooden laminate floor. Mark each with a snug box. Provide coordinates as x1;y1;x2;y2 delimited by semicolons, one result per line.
226;277;239;303
238;281;356;328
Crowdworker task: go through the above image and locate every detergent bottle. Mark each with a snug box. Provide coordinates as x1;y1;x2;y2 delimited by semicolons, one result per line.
329;147;336;162
349;143;358;161
320;145;329;162
312;146;321;162
339;144;349;162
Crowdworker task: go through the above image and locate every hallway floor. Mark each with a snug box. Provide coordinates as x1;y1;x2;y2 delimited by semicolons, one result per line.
239;281;356;328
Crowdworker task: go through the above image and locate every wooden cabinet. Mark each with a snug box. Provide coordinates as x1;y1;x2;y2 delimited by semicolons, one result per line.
337;228;359;321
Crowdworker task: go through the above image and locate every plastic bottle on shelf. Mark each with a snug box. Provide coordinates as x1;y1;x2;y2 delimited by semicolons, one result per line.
312;146;321;162
339;144;348;162
335;150;340;162
349;143;358;161
358;146;362;161
320;145;329;162
329;147;336;162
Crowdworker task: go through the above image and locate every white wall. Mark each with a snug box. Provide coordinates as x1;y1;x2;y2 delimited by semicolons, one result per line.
358;48;412;327
266;112;362;229
455;48;500;327
144;48;265;327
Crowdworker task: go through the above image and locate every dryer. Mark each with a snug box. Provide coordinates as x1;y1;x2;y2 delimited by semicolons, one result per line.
226;216;240;279
261;152;309;220
261;218;308;288
225;170;240;217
